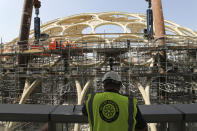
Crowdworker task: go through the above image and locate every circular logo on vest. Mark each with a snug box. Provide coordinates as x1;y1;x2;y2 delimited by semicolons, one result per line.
99;100;119;123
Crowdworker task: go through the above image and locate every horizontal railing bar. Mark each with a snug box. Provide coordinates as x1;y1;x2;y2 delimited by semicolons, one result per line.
0;104;196;123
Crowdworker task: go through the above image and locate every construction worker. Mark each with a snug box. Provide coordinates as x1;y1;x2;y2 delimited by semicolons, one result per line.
82;71;148;131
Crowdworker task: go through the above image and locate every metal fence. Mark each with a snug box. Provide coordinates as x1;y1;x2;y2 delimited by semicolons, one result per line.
0;104;197;131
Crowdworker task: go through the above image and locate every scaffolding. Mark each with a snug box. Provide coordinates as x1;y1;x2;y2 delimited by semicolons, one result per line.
0;34;197;106
0;33;197;130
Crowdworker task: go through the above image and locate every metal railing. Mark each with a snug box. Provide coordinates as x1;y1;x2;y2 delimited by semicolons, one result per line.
0;104;197;131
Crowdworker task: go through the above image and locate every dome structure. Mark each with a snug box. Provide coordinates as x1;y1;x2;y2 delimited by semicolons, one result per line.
6;11;197;46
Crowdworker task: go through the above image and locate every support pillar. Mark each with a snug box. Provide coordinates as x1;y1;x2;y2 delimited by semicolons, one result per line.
151;0;166;74
151;0;166;44
18;0;34;93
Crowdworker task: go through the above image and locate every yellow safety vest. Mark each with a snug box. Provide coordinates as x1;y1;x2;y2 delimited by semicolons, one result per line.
86;92;137;131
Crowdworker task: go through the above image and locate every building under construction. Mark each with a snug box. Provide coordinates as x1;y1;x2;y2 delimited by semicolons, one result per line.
0;0;197;131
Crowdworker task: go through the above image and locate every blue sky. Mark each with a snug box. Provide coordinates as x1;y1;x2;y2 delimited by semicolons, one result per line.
0;0;197;43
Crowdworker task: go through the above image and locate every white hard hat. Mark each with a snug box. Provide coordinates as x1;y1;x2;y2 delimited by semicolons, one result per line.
102;71;121;83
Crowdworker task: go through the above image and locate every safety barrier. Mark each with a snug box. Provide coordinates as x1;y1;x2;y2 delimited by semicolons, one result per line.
0;104;197;131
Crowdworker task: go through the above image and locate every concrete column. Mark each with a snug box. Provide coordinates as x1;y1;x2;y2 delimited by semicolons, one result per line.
18;0;34;93
151;0;166;74
151;0;166;45
18;0;34;48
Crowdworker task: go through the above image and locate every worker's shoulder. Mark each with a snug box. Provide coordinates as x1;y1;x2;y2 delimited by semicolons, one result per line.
88;92;137;100
87;92;102;97
121;94;133;98
122;94;137;101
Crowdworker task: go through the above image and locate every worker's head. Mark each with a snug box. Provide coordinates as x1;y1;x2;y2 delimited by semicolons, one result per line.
102;71;122;91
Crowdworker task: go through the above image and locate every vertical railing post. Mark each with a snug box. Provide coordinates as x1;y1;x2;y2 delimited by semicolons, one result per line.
168;122;186;131
48;121;56;131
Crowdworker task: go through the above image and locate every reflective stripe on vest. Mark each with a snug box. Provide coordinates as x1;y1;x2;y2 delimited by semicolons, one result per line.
87;93;95;131
128;97;137;131
86;93;137;131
